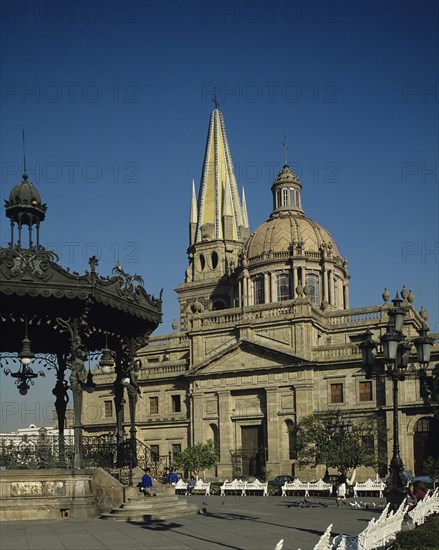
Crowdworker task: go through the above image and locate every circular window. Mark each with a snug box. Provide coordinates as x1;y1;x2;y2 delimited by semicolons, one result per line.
211;251;218;269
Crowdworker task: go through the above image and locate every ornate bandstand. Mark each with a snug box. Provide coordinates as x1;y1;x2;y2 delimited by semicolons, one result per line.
0;171;162;472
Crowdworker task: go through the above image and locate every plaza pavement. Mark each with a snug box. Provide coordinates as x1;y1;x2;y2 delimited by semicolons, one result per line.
0;494;387;550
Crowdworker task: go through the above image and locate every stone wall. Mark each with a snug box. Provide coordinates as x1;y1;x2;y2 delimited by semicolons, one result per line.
0;468;123;521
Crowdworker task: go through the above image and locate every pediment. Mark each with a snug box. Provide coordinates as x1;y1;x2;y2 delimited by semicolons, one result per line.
188;337;307;376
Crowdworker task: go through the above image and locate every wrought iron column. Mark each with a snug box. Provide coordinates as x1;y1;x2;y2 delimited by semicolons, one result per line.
386;374;405;509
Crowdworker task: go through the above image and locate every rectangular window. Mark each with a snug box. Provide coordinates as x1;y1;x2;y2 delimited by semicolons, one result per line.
277;273;290;301
254;277;265;305
149;396;159;414
150;444;159;462
171;395;181;413
330;383;343;403
359;381;373;402
104;400;113;418
172;444;181;457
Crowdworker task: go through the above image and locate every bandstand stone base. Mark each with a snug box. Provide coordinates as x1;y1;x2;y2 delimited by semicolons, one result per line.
0;468;124;521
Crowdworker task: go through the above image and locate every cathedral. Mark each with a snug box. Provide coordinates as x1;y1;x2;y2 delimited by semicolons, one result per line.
83;107;438;481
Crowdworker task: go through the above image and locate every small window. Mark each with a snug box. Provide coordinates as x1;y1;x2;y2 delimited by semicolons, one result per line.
290;188;295;206
253;276;265;305
330;383;344;404
359;381;373;402
200;254;205;270
282;188;289;206
171;395;181;413
150;444;160;462
150;396;159;415
104;400;113;418
172;443;181;457
211;251;218;269
277;273;290;301
305;273;319;306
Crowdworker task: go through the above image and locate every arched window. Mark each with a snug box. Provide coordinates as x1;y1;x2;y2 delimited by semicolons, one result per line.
276;273;290;301
290;188;295;206
253;275;265;305
199;254;205;271
276;189;282;209
282;188;289;206
305;273;319;305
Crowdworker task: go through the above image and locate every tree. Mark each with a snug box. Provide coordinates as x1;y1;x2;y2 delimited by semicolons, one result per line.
424;456;439;488
291;410;387;477
172;439;219;479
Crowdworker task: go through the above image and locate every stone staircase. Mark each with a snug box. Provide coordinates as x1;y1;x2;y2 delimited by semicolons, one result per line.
101;482;199;522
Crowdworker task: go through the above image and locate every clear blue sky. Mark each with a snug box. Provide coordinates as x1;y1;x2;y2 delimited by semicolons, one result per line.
1;0;438;431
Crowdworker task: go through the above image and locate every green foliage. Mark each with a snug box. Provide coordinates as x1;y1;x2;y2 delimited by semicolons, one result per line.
391;515;439;550
292;410;387;474
172;439;219;477
424;456;439;484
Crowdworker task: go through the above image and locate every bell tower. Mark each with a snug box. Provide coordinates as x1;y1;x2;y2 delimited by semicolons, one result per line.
177;106;249;330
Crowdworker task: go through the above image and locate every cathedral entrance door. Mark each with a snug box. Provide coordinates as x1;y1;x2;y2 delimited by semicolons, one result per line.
413;417;439;475
241;425;263;478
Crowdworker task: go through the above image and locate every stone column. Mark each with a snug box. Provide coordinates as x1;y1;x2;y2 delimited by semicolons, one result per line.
217;391;233;479
328;270;334;305
270;272;276;302
343;282;350;309
191;392;204;444
265;388;281;474
264;273;270;304
292;267;297;299
323;268;329;302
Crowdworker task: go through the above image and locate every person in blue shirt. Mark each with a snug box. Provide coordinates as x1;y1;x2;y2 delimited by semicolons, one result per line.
141;468;153;496
169;468;179;484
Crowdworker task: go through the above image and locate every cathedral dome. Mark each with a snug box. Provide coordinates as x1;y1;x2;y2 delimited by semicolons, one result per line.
246;211;340;261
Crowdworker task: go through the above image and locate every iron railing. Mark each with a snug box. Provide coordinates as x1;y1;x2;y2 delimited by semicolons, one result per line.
0;433;74;469
0;433;172;486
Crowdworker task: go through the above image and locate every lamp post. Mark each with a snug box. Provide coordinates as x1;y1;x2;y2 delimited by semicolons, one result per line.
329;411;353;478
359;292;434;510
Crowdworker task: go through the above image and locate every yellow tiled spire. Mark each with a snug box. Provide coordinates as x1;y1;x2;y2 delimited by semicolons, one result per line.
195;108;245;243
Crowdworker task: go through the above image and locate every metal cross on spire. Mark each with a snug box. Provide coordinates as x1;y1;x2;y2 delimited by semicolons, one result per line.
22;129;27;175
212;95;220;109
283;136;288;166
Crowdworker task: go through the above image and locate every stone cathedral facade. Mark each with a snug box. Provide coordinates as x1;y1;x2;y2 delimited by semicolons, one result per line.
83;107;438;481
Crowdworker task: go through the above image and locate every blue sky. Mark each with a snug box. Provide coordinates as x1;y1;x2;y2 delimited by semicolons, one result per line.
0;0;438;431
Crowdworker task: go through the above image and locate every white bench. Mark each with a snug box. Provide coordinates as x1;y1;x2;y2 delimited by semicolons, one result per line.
174;479;211;495
353;479;385;498
245;479;268;496
174;479;188;494
281;479;310;497
191;480;211;495
281;479;332;497
220;479;247;496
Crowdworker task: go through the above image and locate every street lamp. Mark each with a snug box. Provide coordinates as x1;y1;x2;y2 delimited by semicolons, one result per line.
359;291;435;510
329;411;353;478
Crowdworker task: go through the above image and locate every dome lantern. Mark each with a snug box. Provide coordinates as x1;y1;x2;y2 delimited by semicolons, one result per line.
271;164;303;214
